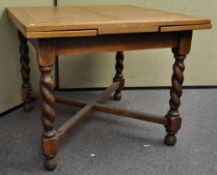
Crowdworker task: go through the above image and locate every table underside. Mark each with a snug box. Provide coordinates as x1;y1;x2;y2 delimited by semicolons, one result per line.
18;30;192;170
30;82;168;142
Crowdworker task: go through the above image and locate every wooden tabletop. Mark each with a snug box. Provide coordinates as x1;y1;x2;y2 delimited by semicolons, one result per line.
7;5;211;39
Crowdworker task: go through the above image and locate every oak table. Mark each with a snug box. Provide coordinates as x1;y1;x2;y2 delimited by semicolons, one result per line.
7;5;211;171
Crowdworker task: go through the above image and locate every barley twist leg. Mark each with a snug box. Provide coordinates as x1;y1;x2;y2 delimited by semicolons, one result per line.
40;66;57;170
18;31;33;112
113;51;125;100
165;48;186;146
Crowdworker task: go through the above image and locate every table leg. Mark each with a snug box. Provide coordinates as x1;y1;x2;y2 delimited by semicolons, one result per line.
164;31;192;146
113;51;125;100
164;48;185;146
18;31;33;112
39;65;58;170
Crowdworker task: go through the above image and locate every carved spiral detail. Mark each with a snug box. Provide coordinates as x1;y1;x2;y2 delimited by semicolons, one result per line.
18;31;33;112
40;67;56;138
113;51;124;82
168;49;186;116
165;49;186;146
113;51;125;101
18;32;31;89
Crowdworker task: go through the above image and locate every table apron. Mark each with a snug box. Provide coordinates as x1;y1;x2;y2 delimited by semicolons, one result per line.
33;32;180;56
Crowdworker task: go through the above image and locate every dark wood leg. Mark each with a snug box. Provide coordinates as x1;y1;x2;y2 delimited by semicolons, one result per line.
164;31;192;146
164;48;185;146
113;51;125;100
39;65;58;170
18;31;33;112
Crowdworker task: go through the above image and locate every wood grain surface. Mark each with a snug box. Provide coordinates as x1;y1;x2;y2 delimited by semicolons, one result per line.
7;5;211;38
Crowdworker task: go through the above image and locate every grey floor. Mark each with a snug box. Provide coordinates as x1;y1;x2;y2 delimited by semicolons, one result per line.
0;89;217;175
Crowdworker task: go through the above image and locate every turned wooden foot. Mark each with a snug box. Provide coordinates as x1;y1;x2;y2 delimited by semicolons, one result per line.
164;134;177;146
23;103;33;112
44;157;57;171
164;113;182;146
113;91;122;101
42;137;59;171
18;31;33;112
113;51;125;101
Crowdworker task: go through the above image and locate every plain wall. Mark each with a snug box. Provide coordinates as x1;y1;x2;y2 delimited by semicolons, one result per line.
0;0;53;113
58;0;216;88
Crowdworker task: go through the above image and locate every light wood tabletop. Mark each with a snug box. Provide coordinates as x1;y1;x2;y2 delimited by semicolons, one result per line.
7;5;211;38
